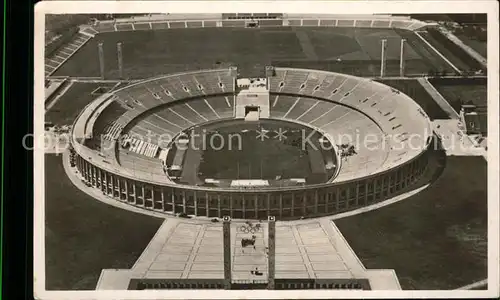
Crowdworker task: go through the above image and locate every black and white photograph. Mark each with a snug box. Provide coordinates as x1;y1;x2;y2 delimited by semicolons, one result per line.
34;1;499;299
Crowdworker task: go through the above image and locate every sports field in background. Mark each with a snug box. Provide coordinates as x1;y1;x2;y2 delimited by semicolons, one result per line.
54;27;463;79
429;77;487;112
46;82;118;126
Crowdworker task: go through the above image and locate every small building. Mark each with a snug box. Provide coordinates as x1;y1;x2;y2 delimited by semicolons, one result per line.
460;104;487;136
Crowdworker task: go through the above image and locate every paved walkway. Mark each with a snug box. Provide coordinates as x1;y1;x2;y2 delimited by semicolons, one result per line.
437;27;487;69
95;219;401;290
455;279;488;290
432;119;487;160
417;77;459;119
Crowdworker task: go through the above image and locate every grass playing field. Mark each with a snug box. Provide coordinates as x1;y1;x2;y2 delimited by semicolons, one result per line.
45;82;118;126
45;154;164;290
335;155;487;290
53;27;457;79
179;120;333;186
429;77;487;113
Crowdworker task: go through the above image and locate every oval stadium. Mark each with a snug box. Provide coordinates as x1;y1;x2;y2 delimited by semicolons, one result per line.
43;12;489;293
71;67;432;220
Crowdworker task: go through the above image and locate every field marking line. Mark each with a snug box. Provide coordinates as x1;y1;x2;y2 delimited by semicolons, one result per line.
414;31;461;74
204;99;220;119
185;103;209;122
455;279;488;290
417;77;460;119
45;81;74;111
438;27;487;68
283;97;301;119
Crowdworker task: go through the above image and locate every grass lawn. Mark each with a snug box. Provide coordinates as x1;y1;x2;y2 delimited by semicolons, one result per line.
45;82;117;126
53;27;452;79
45;154;164;290
415;30;474;72
196;120;323;183
429;77;487;113
335;155;487;290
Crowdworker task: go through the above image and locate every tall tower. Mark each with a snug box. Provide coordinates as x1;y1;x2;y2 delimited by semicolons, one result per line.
267;216;276;290
117;42;124;79
380;39;387;78
399;39;406;77
222;216;232;289
98;42;105;79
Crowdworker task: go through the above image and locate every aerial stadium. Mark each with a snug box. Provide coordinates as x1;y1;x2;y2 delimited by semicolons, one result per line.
44;13;488;292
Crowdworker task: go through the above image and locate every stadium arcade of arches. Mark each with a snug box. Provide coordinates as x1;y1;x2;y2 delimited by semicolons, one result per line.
74;150;428;220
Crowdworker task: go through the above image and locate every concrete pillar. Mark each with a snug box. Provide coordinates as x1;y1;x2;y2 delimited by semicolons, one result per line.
106;173;110;195
88;163;92;183
110;174;114;196
205;192;210;217
98;42;105;79
254;195;258;219
79;158;84;177
194;191;198;216
161;188;165;211
242;195;246;219
365;182;369;204
222;216;232;289
335;189;340;212
346;187;350;209
217;195;222;218
400;39;406;77
355;183;360;206
291;193;295;217
302;193;307;216
132;183;137;204
279;194;283;219
151;187;154;207
182;191;187;213
103;172;107;194
104;173;109;194
125;180;129;202
171;190;175;213
380;39;387;78
314;190;319;214
116;177;121;199
141;186;146;207
117;42;124;79
267;216;276;289
84;161;89;181
267;194;271;217
229;194;233;218
98;169;103;190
